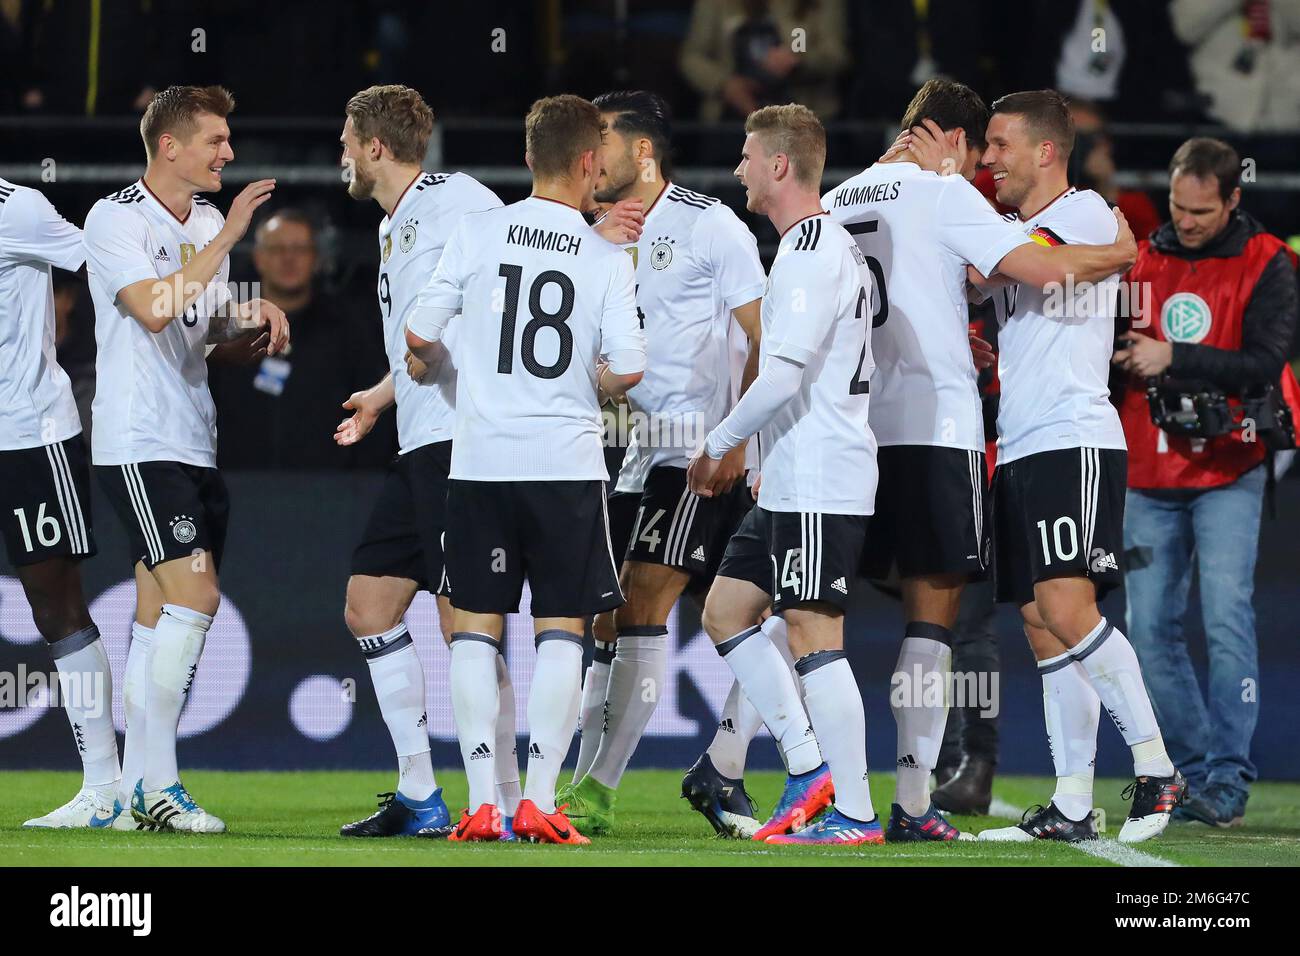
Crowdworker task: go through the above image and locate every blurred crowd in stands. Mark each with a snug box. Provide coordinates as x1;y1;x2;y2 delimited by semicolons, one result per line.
5;1;1300;130
7;0;1300;471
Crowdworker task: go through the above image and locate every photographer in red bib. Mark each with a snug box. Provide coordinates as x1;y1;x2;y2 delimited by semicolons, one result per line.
1114;137;1300;829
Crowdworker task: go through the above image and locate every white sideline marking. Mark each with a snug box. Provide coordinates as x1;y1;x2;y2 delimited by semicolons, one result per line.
986;794;1180;867
1074;838;1180;868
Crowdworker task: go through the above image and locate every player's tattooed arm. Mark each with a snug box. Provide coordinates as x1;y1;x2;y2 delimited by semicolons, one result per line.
116;180;275;332
336;373;395;446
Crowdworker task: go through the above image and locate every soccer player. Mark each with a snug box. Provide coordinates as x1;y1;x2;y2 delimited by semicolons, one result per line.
0;181;120;828
83;86;289;833
555;89;767;836
687;104;881;846
821;78;1142;841
330;84;507;838
406;94;645;845
958;91;1184;844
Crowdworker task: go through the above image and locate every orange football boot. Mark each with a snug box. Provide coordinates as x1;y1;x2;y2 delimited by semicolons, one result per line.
447;803;503;842
511;799;591;845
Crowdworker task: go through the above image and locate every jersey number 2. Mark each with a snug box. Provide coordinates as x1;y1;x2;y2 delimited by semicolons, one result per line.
497;264;574;379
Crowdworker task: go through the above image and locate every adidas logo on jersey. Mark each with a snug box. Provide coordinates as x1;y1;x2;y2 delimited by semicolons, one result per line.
469;742;492;760
1090;549;1119;572
690;545;706;562
830;577;848;595
154;246;170;261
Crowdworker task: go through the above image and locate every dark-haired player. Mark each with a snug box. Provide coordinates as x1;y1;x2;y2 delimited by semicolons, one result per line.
556;89;766;836
83;85;288;833
961;90;1183;844
823;78;1140;842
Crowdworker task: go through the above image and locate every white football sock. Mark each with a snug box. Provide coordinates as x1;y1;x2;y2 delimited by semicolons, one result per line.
494;652;522;817
706;679;764;780
891;623;953;816
50;626;119;790
718;625;821;775
358;624;436;801
572;641;613;784
523;632;584;813
117;623;152;807
1040;653;1100;822
143;603;211;791
1071;618;1175;777
588;626;667;789
449;634;500;811
799;652;874;822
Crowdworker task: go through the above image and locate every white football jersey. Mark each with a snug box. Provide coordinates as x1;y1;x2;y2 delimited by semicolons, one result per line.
613;183;764;494
0;180;85;450
377;171;502;454
409;196;643;481
621;183;765;469
993;187;1127;463
84;181;230;467
757;213;877;515
824;162;1030;451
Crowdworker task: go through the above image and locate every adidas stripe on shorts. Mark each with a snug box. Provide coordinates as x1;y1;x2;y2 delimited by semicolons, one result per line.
0;437;96;566
96;460;230;571
622;464;752;576
991;446;1126;607
716;505;867;613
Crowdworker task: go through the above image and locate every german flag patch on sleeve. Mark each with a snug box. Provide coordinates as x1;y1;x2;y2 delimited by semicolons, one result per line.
1028;226;1066;247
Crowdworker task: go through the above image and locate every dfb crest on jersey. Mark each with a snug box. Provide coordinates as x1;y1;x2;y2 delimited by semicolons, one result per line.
382;234;393;263
170;515;197;544
651;237;674;270
399;220;418;254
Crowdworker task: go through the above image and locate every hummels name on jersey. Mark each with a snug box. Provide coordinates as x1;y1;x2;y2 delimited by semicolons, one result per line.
832;181;901;207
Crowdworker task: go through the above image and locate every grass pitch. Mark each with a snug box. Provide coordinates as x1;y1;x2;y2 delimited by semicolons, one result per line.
2;770;1297;866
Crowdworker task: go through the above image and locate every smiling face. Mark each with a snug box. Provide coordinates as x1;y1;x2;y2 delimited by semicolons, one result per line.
980;112;1041;209
168;112;233;193
1169;170;1239;249
340;116;378;200
595;112;642;204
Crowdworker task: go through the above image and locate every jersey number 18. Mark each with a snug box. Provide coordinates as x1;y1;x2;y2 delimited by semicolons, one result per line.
497;264;574;379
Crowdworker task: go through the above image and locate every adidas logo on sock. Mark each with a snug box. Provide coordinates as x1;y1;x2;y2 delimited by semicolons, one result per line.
528;742;543;759
469;742;493;760
897;754;918;769
719;717;735;734
417;712;428;728
690;545;706;562
830;577;848;595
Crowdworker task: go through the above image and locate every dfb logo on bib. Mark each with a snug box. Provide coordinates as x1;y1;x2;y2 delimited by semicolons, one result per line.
1160;291;1212;343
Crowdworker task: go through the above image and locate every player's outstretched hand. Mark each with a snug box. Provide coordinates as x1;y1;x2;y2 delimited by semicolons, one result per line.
687;448;722;498
1112;206;1137;269
593;198;645;244
223;179;276;243
238;297;290;354
969;328;995;370
908;119;966;177
335;388;383;445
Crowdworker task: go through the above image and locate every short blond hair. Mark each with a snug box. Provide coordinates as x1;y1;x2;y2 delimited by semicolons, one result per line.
346;85;435;164
745;104;826;188
526;94;602;179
